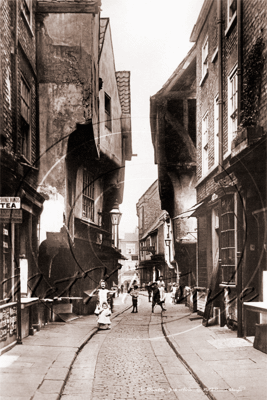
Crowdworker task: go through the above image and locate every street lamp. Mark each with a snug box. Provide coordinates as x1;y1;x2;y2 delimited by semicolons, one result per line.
110;200;122;248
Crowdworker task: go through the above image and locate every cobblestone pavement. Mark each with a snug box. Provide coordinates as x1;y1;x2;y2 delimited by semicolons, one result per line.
91;303;177;400
62;296;207;400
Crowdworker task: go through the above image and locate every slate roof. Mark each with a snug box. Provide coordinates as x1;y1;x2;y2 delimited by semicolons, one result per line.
115;71;131;114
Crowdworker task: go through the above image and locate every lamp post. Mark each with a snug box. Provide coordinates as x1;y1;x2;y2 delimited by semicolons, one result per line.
109;200;122;248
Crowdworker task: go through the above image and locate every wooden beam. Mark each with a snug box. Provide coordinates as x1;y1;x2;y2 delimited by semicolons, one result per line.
36;2;100;14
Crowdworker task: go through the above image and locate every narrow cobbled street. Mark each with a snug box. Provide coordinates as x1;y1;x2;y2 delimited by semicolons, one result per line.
61;297;206;400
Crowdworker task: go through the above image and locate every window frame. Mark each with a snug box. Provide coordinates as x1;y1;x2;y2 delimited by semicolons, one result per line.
82;168;95;222
21;0;33;30
202;111;209;176
228;66;238;153
220;194;237;285
227;0;237;28
20;76;31;162
202;36;209;79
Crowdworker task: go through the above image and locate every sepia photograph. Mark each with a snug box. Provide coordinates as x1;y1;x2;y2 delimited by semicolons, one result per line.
0;0;266;399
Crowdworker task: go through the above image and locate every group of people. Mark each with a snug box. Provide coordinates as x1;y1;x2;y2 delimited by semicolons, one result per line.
90;276;170;331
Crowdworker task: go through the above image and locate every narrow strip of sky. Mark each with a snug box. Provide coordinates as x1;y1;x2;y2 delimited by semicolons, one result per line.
100;0;204;235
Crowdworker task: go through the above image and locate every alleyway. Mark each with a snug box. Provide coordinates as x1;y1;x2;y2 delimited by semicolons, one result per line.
61;297;208;400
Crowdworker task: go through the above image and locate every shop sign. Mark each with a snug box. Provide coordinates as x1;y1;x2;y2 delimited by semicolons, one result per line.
0;197;21;209
0;209;23;223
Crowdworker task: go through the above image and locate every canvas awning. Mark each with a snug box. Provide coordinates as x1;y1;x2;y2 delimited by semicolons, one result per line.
173;202;204;220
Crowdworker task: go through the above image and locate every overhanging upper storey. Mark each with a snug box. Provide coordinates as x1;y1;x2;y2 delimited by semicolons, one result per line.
37;1;101;14
150;45;197;169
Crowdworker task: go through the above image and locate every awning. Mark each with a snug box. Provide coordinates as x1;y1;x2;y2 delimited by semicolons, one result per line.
76;217;111;235
98;245;128;261
173;202;204;220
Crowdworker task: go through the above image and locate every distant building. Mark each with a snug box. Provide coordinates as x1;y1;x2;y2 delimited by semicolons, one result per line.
119;230;139;289
136;180;177;288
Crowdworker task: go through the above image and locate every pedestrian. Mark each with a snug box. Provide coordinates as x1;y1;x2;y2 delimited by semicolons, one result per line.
171;283;177;304
130;284;139;313
121;284;124;294
151;282;166;313
92;280;112;315
157;275;165;288
147;282;152;302
97;302;111;330
159;284;166;304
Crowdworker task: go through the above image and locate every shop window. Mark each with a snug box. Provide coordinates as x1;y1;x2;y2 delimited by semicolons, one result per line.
82;168;94;221
105;93;112;131
228;67;238;152
202;112;209;176
221;195;236;284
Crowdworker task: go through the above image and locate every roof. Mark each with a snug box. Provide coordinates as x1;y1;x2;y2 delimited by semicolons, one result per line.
153;44;197;97
99;18;109;59
115;71;131;114
190;0;213;42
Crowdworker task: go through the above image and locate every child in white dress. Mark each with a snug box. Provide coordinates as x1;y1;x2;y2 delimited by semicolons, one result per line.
97;302;111;330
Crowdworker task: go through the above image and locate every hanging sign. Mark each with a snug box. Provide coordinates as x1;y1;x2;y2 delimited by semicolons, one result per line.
0;197;21;209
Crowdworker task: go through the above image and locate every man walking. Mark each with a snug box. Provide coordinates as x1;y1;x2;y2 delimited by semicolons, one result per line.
151;282;166;313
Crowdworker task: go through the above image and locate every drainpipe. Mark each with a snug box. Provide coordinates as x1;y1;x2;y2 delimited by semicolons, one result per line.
217;0;223;173
237;0;243;338
14;0;22;344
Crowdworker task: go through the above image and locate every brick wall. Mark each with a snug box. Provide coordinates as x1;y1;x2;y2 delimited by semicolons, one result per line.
195;0;267;204
136;180;162;238
1;0;39;186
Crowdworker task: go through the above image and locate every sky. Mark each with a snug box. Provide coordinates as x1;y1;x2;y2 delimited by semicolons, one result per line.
101;0;204;236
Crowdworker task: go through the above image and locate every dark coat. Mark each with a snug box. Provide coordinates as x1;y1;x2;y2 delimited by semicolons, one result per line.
152;287;161;304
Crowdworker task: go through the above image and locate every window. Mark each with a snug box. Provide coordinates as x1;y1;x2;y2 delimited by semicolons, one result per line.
202;112;209;176
21;77;31;161
82;169;94;221
126;243;135;254
105;93;111;131
228;67;238;152
21;0;32;27
227;0;237;27
221;195;236;284
202;37;208;78
214;95;219;166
